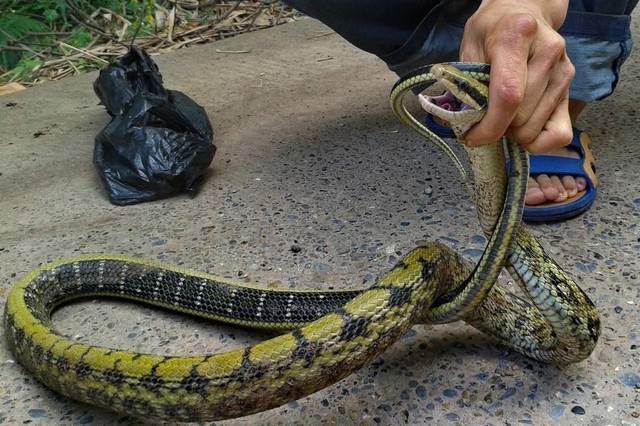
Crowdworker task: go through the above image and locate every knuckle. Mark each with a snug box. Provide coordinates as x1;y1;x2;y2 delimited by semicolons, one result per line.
496;82;524;107
464;14;478;32
511;112;528;128
547;35;566;58
484;31;500;51
556;127;574;146
511;127;537;146
490;14;537;49
504;13;538;36
564;62;576;81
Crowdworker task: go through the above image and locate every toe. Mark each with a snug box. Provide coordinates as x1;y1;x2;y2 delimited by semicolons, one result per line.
561;175;578;197
550;175;567;201
576;176;587;191
526;177;547;205
536;174;560;201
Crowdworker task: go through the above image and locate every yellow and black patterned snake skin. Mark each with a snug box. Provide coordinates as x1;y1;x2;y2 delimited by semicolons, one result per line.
3;63;600;421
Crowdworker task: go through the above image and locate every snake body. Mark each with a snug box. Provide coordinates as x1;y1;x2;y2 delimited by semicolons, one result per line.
3;63;600;421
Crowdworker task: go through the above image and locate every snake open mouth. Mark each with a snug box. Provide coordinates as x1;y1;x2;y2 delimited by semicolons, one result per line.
418;91;484;139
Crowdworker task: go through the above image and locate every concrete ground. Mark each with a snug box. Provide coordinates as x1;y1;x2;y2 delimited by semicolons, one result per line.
1;16;639;426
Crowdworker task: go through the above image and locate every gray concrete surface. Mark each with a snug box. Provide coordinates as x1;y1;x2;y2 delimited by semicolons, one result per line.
1;17;639;426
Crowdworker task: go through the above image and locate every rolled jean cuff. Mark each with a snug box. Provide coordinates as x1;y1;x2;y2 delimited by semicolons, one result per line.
560;10;634;102
565;35;633;102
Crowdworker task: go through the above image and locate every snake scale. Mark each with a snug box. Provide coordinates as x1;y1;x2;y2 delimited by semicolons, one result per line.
3;63;600;422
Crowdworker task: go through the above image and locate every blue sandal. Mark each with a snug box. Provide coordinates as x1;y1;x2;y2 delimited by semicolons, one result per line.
523;128;598;222
423;99;598;222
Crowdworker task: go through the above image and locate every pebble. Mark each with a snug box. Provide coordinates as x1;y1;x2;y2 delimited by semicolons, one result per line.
27;409;46;418
576;261;597;273
445;413;460;422
442;389;458;398
77;414;94;424
499;388;517;400
571;406;585;415
619;372;640;388
471;234;486;244
313;262;331;273
415;386;428;400
549;405;565;421
462;248;483;257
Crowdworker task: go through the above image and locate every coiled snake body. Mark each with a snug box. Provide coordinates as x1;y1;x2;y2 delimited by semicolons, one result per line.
3;63;600;421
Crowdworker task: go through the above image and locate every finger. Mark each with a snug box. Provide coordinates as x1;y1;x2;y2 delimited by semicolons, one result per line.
464;14;537;146
511;34;567;128
508;55;575;146
523;90;573;153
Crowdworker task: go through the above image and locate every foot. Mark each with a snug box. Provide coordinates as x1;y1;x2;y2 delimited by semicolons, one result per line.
525;146;588;205
526;100;589;206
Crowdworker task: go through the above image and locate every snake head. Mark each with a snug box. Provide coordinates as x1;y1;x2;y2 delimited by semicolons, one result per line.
418;64;489;140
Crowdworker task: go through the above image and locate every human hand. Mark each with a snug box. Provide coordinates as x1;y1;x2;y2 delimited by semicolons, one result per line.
460;0;574;153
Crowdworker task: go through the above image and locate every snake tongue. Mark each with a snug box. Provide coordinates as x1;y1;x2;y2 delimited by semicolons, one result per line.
427;91;461;111
419;92;485;139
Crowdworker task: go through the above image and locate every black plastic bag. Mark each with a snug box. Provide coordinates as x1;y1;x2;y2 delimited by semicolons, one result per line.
93;47;215;205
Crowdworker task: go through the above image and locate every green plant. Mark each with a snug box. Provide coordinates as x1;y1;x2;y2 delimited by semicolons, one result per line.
0;0;157;77
3;57;43;81
67;29;92;48
0;12;47;71
127;0;156;29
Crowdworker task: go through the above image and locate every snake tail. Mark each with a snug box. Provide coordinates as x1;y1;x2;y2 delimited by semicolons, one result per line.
4;247;466;421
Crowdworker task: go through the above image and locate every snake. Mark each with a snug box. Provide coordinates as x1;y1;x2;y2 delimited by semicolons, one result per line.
3;63;600;422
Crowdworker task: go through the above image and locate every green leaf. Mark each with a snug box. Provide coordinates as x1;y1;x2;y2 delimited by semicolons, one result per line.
0;13;47;46
2;57;43;83
0;50;21;73
43;9;59;23
68;30;92;48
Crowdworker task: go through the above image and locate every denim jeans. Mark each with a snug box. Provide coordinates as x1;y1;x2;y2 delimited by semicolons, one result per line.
284;0;638;102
